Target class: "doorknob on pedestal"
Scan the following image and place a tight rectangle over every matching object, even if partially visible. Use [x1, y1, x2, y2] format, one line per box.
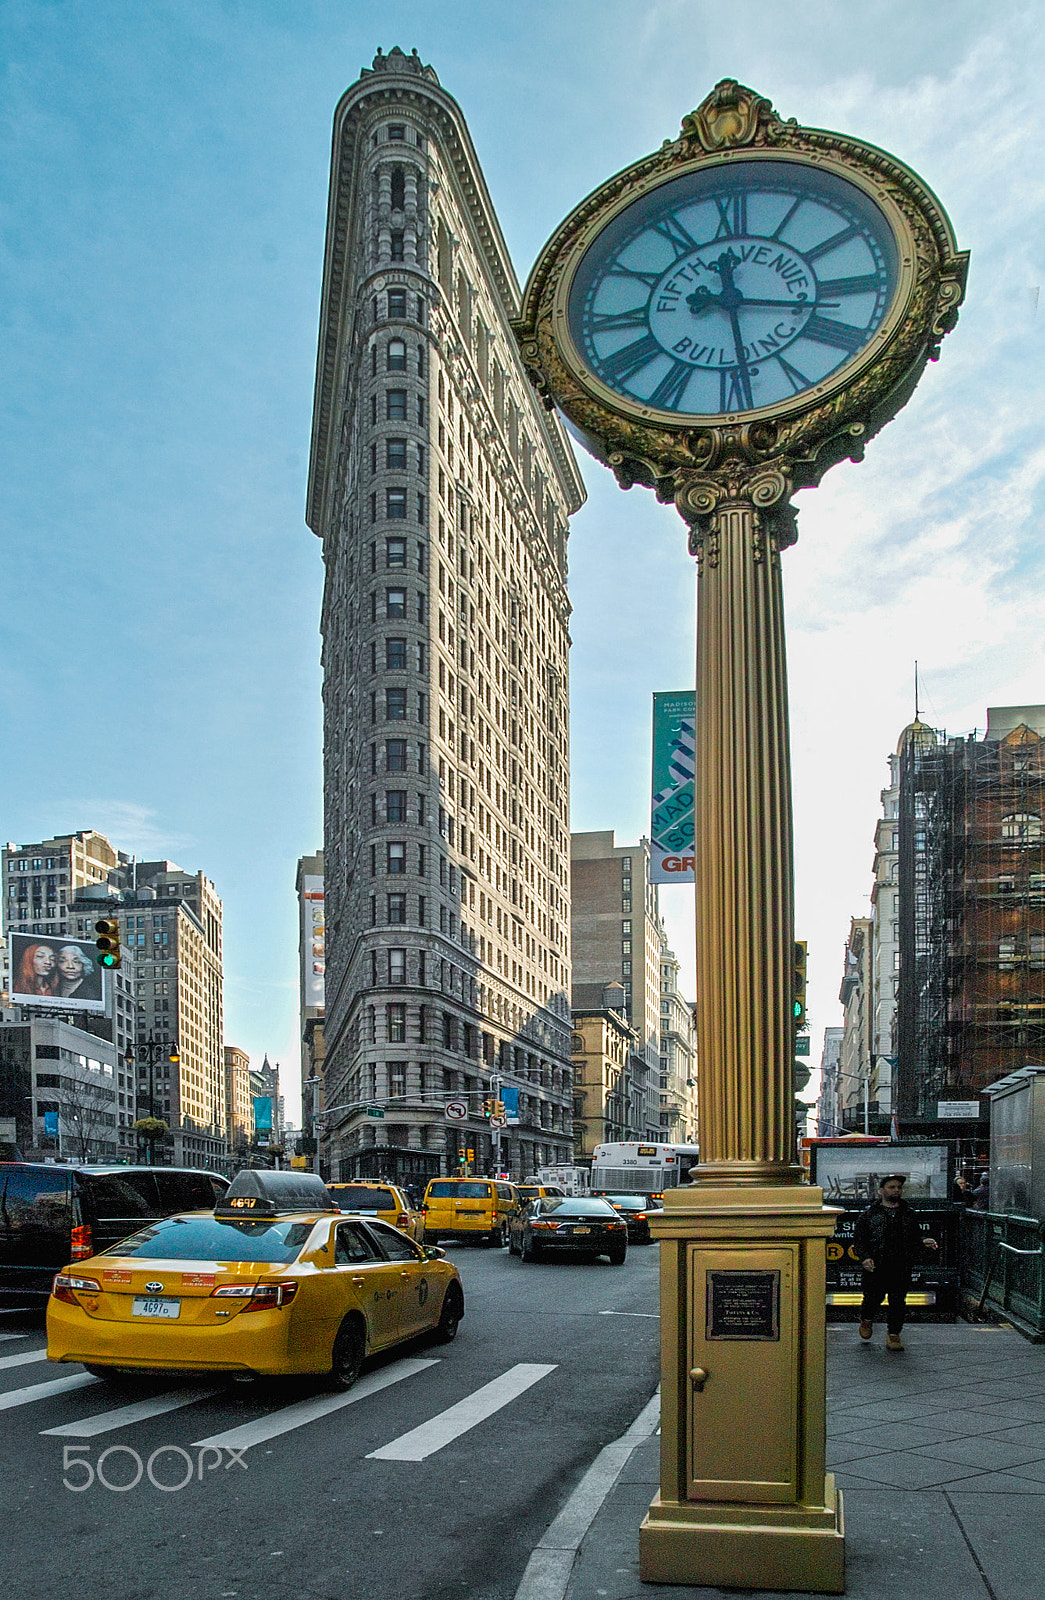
[690, 1367, 709, 1392]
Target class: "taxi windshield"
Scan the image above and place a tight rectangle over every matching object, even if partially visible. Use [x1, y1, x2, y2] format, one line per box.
[329, 1186, 395, 1209]
[103, 1215, 317, 1263]
[427, 1181, 491, 1199]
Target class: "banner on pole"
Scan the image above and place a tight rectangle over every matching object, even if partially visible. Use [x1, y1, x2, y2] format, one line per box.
[650, 691, 696, 884]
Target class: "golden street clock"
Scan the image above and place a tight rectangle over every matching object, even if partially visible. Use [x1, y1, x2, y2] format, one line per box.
[514, 80, 967, 501]
[569, 160, 897, 418]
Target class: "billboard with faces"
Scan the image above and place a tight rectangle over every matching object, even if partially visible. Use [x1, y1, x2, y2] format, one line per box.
[9, 931, 107, 1013]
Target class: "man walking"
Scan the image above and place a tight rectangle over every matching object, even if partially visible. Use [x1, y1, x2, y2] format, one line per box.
[854, 1173, 939, 1351]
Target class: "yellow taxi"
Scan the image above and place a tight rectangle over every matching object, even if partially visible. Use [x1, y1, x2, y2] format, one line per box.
[422, 1177, 518, 1247]
[46, 1170, 464, 1389]
[514, 1183, 566, 1204]
[326, 1181, 424, 1243]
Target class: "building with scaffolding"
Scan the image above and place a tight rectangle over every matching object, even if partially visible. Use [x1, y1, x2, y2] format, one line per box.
[896, 705, 1045, 1152]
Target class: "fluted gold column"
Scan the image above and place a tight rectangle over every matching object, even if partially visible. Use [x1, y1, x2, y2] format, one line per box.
[693, 499, 800, 1182]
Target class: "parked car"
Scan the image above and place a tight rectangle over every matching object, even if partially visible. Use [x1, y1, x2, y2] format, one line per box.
[0, 1163, 230, 1303]
[508, 1195, 628, 1264]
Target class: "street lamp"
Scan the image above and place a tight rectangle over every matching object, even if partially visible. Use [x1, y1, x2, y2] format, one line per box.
[126, 1034, 180, 1166]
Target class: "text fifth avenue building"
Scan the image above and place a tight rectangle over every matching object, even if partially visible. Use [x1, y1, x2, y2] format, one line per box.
[306, 49, 586, 1181]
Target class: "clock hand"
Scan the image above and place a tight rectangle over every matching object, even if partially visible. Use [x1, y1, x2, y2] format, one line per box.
[711, 251, 755, 406]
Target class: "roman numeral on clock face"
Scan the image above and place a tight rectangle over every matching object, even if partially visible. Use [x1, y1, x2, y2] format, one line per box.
[590, 308, 650, 332]
[598, 333, 662, 383]
[802, 313, 866, 353]
[719, 364, 753, 411]
[816, 273, 883, 298]
[651, 215, 698, 256]
[648, 360, 693, 410]
[776, 354, 811, 394]
[713, 193, 747, 238]
[804, 223, 861, 263]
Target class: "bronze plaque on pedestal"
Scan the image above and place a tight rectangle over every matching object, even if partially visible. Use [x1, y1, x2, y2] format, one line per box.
[707, 1269, 780, 1341]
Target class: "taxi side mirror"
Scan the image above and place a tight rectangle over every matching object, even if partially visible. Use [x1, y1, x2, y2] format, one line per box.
[423, 1245, 446, 1261]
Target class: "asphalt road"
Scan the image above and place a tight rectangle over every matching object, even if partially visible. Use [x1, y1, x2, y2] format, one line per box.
[0, 1241, 661, 1600]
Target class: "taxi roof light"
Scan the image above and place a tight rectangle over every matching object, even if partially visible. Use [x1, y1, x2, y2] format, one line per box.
[215, 1169, 338, 1219]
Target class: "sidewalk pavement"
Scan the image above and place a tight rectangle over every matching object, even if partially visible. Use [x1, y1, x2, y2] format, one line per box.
[562, 1320, 1045, 1600]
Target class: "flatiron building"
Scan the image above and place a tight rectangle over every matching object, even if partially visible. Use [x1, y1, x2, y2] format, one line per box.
[306, 48, 585, 1181]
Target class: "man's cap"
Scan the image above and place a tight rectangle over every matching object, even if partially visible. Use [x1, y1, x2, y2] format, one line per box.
[879, 1173, 907, 1186]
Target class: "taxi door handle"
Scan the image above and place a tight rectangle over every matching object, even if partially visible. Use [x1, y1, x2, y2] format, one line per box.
[352, 1276, 366, 1287]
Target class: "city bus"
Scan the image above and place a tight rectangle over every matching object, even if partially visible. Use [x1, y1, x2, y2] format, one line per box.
[590, 1142, 700, 1196]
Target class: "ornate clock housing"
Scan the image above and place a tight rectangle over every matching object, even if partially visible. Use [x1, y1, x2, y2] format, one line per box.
[514, 81, 968, 539]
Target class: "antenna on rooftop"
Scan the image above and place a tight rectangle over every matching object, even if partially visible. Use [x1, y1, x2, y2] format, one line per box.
[914, 660, 920, 721]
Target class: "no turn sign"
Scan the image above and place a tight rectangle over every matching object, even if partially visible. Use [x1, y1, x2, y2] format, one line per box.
[444, 1101, 468, 1120]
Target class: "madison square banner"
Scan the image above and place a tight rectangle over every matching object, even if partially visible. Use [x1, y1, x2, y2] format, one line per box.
[650, 691, 695, 884]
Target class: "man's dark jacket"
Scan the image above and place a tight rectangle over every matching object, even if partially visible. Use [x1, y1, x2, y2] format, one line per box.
[853, 1199, 925, 1272]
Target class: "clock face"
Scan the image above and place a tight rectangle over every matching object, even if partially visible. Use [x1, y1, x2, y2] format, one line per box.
[566, 159, 900, 417]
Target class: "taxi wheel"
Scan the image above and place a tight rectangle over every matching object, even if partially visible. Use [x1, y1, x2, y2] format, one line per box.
[330, 1317, 366, 1391]
[83, 1364, 137, 1386]
[432, 1283, 464, 1343]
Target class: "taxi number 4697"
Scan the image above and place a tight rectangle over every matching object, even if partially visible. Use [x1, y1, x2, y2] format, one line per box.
[133, 1297, 181, 1319]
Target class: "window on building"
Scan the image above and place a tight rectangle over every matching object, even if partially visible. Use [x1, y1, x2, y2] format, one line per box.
[387, 390, 408, 422]
[390, 232, 405, 261]
[386, 739, 407, 772]
[387, 893, 407, 924]
[386, 588, 407, 618]
[389, 949, 406, 985]
[386, 489, 407, 520]
[388, 287, 407, 317]
[386, 438, 407, 470]
[386, 790, 406, 823]
[390, 168, 405, 209]
[387, 339, 407, 371]
[388, 124, 405, 141]
[998, 936, 1017, 969]
[386, 688, 407, 720]
[1002, 813, 1043, 841]
[386, 637, 407, 670]
[387, 842, 407, 874]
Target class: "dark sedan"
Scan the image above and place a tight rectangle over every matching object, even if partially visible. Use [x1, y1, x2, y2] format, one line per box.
[508, 1196, 628, 1264]
[599, 1193, 662, 1244]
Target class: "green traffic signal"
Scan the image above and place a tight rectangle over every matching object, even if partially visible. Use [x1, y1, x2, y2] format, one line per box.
[94, 917, 122, 970]
[793, 940, 807, 1029]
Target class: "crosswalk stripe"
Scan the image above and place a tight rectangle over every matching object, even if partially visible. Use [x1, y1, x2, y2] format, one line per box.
[367, 1362, 557, 1461]
[191, 1357, 440, 1452]
[42, 1387, 222, 1438]
[0, 1349, 49, 1371]
[0, 1373, 99, 1411]
[0, 1333, 29, 1342]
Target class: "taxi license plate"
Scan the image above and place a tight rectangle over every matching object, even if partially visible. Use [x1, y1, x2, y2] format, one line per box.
[132, 1297, 181, 1319]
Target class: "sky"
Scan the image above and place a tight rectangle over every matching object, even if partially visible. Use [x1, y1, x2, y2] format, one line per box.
[3, 1, 1044, 1123]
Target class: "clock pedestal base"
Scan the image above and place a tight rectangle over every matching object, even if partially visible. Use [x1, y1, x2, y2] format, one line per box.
[639, 1183, 845, 1595]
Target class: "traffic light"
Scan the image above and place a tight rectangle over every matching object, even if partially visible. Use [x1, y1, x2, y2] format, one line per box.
[793, 940, 807, 1029]
[95, 917, 122, 970]
[482, 1097, 494, 1119]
